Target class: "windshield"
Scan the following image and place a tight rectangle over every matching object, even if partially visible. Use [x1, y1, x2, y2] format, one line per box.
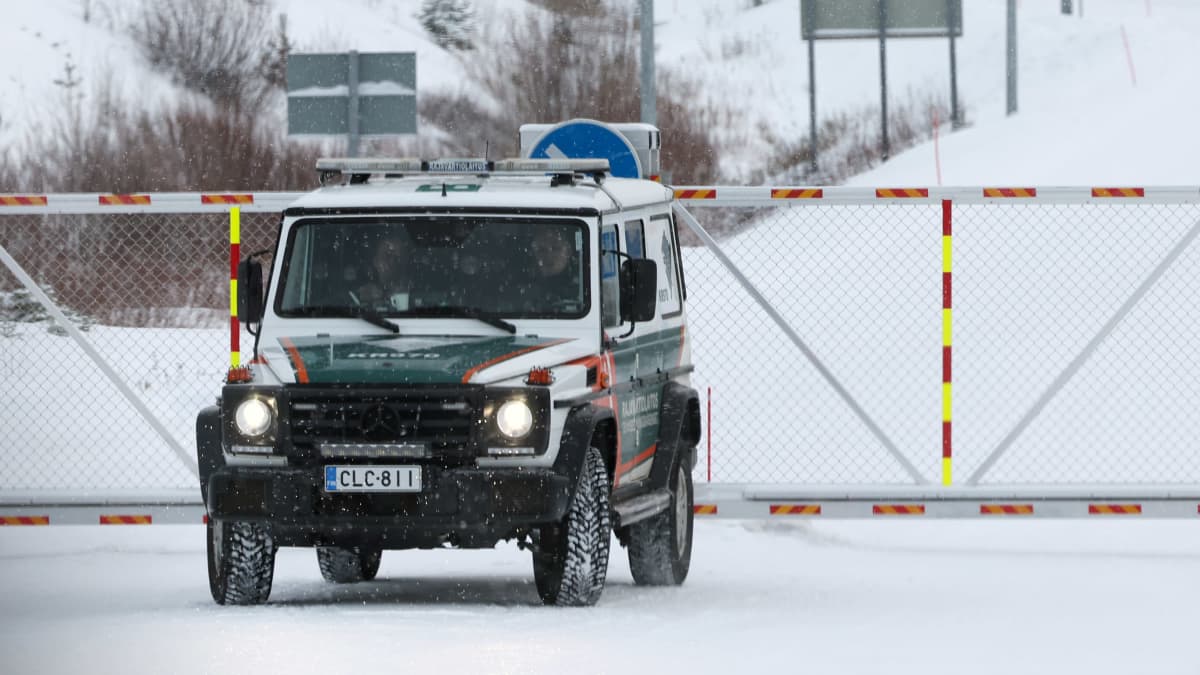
[276, 217, 590, 320]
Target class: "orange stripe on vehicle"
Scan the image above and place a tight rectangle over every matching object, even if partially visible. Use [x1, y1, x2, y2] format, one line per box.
[615, 444, 657, 479]
[770, 188, 823, 199]
[98, 194, 152, 205]
[693, 504, 718, 515]
[279, 337, 310, 384]
[0, 195, 48, 206]
[875, 188, 929, 199]
[1088, 504, 1142, 515]
[980, 504, 1034, 515]
[100, 515, 152, 525]
[673, 189, 716, 199]
[983, 187, 1037, 198]
[460, 338, 573, 384]
[872, 504, 925, 515]
[1091, 187, 1145, 198]
[202, 194, 254, 204]
[769, 504, 821, 515]
[0, 515, 50, 525]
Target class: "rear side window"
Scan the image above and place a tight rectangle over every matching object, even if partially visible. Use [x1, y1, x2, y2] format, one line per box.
[646, 215, 682, 317]
[600, 223, 621, 328]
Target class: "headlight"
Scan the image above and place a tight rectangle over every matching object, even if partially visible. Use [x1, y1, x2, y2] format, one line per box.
[495, 399, 533, 439]
[234, 398, 273, 437]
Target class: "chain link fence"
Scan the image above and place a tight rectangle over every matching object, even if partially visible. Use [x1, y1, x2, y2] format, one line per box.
[2, 190, 1199, 502]
[0, 206, 280, 494]
[681, 190, 1200, 486]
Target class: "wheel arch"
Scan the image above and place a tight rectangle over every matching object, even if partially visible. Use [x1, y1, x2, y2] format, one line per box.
[648, 382, 701, 490]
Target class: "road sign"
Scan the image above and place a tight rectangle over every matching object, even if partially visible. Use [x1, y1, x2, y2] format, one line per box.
[287, 51, 416, 155]
[802, 0, 962, 40]
[526, 119, 644, 179]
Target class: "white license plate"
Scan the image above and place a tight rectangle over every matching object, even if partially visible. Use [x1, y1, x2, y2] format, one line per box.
[324, 465, 421, 493]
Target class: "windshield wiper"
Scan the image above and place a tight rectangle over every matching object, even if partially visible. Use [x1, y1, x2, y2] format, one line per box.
[398, 306, 517, 334]
[288, 305, 400, 333]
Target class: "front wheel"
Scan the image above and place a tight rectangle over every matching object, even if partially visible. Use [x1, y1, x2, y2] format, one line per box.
[532, 446, 612, 606]
[317, 546, 382, 583]
[207, 519, 276, 605]
[627, 456, 693, 586]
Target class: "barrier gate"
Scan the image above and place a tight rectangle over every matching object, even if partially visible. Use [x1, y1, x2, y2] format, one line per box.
[2, 186, 1199, 524]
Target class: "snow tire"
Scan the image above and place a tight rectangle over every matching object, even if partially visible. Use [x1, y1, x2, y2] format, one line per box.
[627, 455, 693, 586]
[317, 546, 383, 583]
[533, 446, 611, 606]
[207, 519, 276, 605]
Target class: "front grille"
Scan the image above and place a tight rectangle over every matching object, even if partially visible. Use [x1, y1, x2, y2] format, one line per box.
[286, 388, 480, 456]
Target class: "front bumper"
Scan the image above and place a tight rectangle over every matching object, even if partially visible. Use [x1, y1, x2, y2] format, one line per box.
[207, 464, 572, 549]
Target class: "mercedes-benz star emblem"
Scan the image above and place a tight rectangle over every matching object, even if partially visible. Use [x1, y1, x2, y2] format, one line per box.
[360, 404, 401, 441]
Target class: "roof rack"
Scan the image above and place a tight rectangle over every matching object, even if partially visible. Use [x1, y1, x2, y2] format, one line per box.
[315, 157, 611, 186]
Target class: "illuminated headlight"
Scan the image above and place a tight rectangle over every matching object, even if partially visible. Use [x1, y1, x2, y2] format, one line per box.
[495, 399, 533, 439]
[234, 398, 273, 437]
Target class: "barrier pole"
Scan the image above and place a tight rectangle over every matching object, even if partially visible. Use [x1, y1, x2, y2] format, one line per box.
[230, 207, 240, 368]
[942, 199, 953, 486]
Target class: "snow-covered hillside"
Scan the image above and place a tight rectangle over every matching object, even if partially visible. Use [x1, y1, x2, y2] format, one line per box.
[3, 0, 1198, 184]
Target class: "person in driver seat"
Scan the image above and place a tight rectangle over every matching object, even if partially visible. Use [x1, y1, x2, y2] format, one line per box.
[357, 230, 412, 311]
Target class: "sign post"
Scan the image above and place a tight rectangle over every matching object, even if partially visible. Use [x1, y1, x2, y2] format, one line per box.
[287, 51, 417, 156]
[801, 0, 963, 169]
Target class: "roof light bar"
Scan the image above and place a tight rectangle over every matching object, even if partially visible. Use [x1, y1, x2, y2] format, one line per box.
[316, 157, 424, 174]
[492, 158, 610, 173]
[314, 157, 613, 179]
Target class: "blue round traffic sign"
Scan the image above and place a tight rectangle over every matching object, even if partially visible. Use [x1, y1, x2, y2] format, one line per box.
[527, 119, 643, 179]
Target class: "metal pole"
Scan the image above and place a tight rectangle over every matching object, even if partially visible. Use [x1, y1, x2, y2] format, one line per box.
[949, 0, 960, 128]
[0, 244, 199, 479]
[672, 203, 926, 485]
[640, 0, 657, 127]
[967, 217, 1200, 485]
[807, 36, 818, 174]
[348, 49, 360, 157]
[1006, 0, 1017, 115]
[879, 0, 889, 160]
[802, 0, 818, 174]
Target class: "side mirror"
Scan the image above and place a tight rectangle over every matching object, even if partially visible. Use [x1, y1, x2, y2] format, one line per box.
[237, 258, 265, 324]
[619, 258, 657, 324]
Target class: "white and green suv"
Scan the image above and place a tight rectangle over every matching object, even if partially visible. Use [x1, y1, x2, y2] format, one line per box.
[196, 157, 700, 606]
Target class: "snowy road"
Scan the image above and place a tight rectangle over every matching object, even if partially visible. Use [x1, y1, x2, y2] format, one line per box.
[2, 519, 1198, 674]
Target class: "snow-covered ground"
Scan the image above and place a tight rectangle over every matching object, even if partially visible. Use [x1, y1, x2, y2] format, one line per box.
[3, 519, 1200, 674]
[3, 2, 1200, 671]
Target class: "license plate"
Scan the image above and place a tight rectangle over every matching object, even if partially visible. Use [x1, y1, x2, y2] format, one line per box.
[324, 465, 421, 493]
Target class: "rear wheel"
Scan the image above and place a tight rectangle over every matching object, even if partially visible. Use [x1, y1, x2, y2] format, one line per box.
[628, 456, 693, 586]
[207, 519, 276, 605]
[533, 446, 612, 606]
[317, 546, 383, 583]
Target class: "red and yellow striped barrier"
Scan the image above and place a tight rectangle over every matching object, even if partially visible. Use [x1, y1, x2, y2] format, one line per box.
[770, 188, 823, 199]
[0, 195, 48, 206]
[769, 504, 821, 516]
[873, 504, 925, 515]
[98, 194, 151, 206]
[983, 187, 1037, 198]
[980, 504, 1034, 515]
[1091, 187, 1145, 198]
[99, 514, 153, 525]
[0, 515, 50, 525]
[674, 189, 717, 200]
[875, 188, 929, 199]
[1088, 504, 1142, 515]
[693, 504, 718, 515]
[203, 193, 255, 205]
